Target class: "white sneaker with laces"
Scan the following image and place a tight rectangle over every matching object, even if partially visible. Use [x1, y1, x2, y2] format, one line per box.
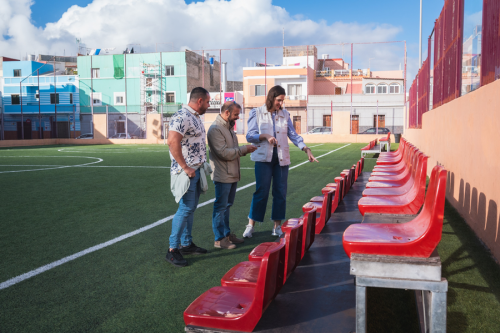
[272, 225, 283, 237]
[243, 225, 254, 238]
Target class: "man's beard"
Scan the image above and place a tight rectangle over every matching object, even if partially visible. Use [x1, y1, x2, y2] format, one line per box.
[229, 120, 236, 127]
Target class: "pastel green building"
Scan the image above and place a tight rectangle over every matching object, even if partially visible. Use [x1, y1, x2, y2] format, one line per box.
[77, 51, 220, 137]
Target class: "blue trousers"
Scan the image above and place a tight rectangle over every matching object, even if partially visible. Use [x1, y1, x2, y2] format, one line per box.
[212, 181, 237, 241]
[169, 169, 201, 249]
[248, 147, 289, 222]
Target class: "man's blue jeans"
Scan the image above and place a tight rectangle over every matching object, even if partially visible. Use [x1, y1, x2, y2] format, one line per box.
[169, 169, 201, 249]
[248, 147, 289, 222]
[212, 181, 237, 241]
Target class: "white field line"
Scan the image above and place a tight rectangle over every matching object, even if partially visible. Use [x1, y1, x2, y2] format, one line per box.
[0, 156, 103, 174]
[309, 144, 324, 148]
[0, 165, 171, 169]
[0, 143, 350, 290]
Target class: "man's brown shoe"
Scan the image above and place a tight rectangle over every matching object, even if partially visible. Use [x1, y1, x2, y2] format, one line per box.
[214, 236, 236, 249]
[228, 233, 244, 244]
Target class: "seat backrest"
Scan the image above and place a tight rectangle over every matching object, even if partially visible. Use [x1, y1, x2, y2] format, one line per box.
[334, 177, 344, 202]
[301, 203, 317, 251]
[402, 152, 428, 205]
[399, 166, 447, 256]
[284, 223, 301, 283]
[256, 238, 286, 311]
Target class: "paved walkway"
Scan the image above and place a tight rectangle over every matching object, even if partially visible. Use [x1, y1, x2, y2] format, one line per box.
[254, 172, 370, 333]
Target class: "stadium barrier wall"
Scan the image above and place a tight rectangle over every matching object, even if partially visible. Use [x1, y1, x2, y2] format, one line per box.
[404, 78, 500, 263]
[0, 114, 163, 147]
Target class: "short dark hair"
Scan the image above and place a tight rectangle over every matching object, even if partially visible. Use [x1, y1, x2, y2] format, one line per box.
[265, 85, 286, 111]
[221, 101, 241, 114]
[190, 87, 209, 102]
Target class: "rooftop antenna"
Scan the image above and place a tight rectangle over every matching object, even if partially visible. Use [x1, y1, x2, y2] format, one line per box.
[283, 27, 285, 48]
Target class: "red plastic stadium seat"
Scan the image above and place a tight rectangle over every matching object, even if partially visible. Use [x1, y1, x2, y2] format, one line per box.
[343, 165, 447, 258]
[379, 137, 405, 158]
[221, 238, 286, 291]
[370, 146, 416, 176]
[308, 187, 334, 234]
[368, 149, 418, 185]
[249, 223, 302, 284]
[301, 203, 317, 251]
[310, 182, 339, 217]
[363, 153, 427, 197]
[379, 132, 390, 142]
[358, 153, 427, 216]
[184, 240, 286, 332]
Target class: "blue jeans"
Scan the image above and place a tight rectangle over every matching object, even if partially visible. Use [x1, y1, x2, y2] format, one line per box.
[212, 181, 237, 241]
[169, 169, 201, 249]
[249, 147, 289, 222]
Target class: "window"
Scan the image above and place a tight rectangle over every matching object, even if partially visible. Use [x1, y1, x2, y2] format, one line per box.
[165, 66, 174, 76]
[335, 87, 342, 95]
[14, 69, 22, 77]
[35, 90, 39, 100]
[389, 83, 400, 94]
[365, 84, 375, 94]
[91, 68, 100, 78]
[69, 93, 73, 104]
[114, 92, 125, 105]
[165, 92, 175, 103]
[92, 92, 102, 106]
[11, 94, 20, 105]
[287, 84, 302, 96]
[250, 85, 266, 96]
[50, 93, 60, 104]
[377, 84, 388, 94]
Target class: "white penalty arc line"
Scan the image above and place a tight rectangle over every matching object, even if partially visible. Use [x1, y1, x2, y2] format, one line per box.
[0, 144, 350, 290]
[0, 156, 103, 174]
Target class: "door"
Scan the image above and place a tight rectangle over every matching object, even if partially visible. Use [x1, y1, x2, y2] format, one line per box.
[373, 115, 385, 131]
[17, 121, 32, 139]
[57, 122, 70, 138]
[117, 121, 125, 133]
[293, 116, 301, 134]
[323, 115, 331, 127]
[351, 115, 359, 134]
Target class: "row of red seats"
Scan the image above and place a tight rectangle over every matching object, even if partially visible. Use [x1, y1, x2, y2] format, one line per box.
[343, 137, 448, 258]
[360, 138, 378, 151]
[184, 157, 366, 332]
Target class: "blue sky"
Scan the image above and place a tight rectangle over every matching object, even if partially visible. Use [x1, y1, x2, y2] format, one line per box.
[3, 0, 483, 83]
[28, 0, 482, 59]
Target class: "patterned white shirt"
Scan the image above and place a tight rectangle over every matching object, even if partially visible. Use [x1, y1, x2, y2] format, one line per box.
[169, 105, 207, 175]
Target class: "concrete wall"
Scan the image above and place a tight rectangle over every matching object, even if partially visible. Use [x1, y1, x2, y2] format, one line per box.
[404, 79, 500, 262]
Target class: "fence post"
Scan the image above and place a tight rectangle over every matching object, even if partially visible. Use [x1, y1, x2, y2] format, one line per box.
[106, 105, 109, 139]
[73, 105, 76, 139]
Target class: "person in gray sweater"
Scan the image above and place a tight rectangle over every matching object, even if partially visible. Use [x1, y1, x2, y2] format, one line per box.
[207, 101, 257, 249]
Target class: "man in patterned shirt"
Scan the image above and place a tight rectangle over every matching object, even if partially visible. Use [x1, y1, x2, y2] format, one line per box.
[166, 87, 210, 267]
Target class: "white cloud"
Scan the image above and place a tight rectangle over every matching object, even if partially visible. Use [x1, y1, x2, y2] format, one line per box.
[0, 0, 405, 80]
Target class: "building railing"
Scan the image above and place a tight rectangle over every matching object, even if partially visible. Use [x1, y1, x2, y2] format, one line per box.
[286, 95, 307, 101]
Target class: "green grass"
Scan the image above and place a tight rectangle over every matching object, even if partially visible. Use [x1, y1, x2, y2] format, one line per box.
[1, 143, 499, 333]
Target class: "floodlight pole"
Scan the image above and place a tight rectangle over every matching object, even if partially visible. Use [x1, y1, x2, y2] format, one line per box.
[54, 57, 58, 138]
[419, 0, 423, 68]
[20, 81, 24, 139]
[38, 69, 42, 139]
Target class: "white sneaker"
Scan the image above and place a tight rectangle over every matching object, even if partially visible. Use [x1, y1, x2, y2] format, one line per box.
[243, 225, 254, 238]
[272, 225, 283, 237]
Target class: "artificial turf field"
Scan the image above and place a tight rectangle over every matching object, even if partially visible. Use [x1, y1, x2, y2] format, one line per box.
[1, 143, 500, 333]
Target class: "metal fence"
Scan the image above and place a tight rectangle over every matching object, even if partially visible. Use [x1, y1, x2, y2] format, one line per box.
[408, 0, 497, 129]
